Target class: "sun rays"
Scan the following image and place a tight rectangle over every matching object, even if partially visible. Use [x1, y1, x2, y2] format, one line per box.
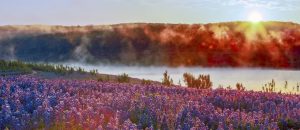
[235, 11, 267, 43]
[248, 11, 263, 23]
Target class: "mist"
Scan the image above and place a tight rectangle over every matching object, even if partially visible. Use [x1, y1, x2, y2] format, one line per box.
[54, 61, 300, 93]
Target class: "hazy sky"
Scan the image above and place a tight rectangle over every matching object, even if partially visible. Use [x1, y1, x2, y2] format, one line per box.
[1, 0, 300, 25]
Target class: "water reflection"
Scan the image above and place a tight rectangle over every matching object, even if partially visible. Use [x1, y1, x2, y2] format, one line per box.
[62, 63, 300, 94]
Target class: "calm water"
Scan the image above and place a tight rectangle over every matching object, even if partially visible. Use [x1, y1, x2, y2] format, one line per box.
[63, 63, 300, 94]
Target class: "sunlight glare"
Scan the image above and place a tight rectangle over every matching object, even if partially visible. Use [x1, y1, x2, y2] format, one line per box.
[248, 11, 263, 23]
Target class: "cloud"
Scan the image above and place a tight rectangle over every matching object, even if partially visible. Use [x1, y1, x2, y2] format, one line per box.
[134, 0, 299, 11]
[135, 0, 209, 7]
[221, 0, 300, 11]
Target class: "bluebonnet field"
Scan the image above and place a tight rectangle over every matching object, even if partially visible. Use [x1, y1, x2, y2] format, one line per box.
[0, 76, 299, 130]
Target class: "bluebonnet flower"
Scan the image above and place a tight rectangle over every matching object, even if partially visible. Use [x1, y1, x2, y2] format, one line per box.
[0, 75, 299, 129]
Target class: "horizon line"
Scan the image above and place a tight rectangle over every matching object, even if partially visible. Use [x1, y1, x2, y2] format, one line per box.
[0, 20, 299, 27]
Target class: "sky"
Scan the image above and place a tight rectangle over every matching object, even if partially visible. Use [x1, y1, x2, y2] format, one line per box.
[0, 0, 300, 25]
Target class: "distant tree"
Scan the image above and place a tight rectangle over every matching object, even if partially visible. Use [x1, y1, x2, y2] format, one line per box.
[77, 67, 85, 73]
[0, 60, 94, 76]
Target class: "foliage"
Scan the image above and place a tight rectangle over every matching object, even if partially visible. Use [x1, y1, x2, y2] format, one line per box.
[183, 73, 212, 89]
[97, 75, 110, 82]
[0, 60, 32, 74]
[89, 69, 98, 76]
[162, 71, 173, 86]
[117, 73, 130, 83]
[0, 60, 94, 75]
[129, 107, 158, 129]
[2, 22, 300, 68]
[1, 75, 299, 129]
[97, 77, 104, 82]
[262, 79, 276, 92]
[236, 83, 245, 91]
[141, 79, 152, 85]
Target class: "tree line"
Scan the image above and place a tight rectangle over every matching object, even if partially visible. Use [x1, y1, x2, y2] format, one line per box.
[0, 60, 98, 75]
[1, 22, 300, 69]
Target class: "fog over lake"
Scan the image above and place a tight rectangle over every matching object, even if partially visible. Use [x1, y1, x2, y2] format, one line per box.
[62, 63, 300, 93]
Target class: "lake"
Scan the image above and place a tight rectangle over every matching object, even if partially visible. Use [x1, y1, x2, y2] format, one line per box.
[62, 63, 300, 94]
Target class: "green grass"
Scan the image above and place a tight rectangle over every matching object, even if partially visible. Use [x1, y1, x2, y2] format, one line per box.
[0, 60, 96, 75]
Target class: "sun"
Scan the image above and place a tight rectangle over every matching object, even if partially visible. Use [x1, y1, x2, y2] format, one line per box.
[248, 11, 263, 23]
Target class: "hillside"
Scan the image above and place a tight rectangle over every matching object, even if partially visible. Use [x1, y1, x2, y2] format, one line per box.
[0, 22, 300, 68]
[0, 60, 153, 84]
[1, 75, 299, 129]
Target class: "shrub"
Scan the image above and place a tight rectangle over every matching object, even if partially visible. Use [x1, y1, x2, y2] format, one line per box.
[97, 75, 110, 82]
[89, 69, 98, 76]
[141, 79, 152, 85]
[129, 107, 158, 129]
[162, 71, 173, 86]
[0, 60, 92, 75]
[262, 79, 276, 92]
[97, 77, 104, 82]
[0, 60, 32, 75]
[183, 73, 212, 89]
[117, 73, 130, 83]
[236, 83, 245, 91]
